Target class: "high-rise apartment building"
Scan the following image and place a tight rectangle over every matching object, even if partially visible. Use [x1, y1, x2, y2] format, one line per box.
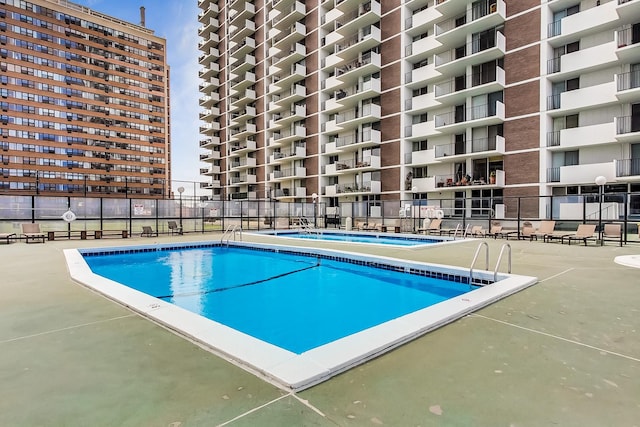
[198, 0, 640, 217]
[0, 0, 170, 198]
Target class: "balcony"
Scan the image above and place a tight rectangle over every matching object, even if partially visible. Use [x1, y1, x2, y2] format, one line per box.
[269, 166, 307, 181]
[428, 169, 506, 192]
[547, 42, 617, 79]
[406, 149, 436, 166]
[198, 93, 219, 107]
[334, 52, 382, 82]
[199, 150, 220, 162]
[615, 70, 640, 103]
[230, 72, 256, 95]
[547, 122, 616, 149]
[331, 27, 382, 66]
[435, 0, 506, 48]
[617, 28, 640, 63]
[270, 42, 306, 74]
[274, 187, 307, 199]
[332, 78, 382, 109]
[199, 107, 220, 121]
[230, 54, 256, 75]
[199, 76, 220, 94]
[228, 138, 257, 154]
[198, 17, 219, 38]
[335, 104, 382, 129]
[229, 37, 256, 60]
[547, 0, 617, 44]
[271, 105, 307, 128]
[406, 62, 440, 87]
[230, 191, 258, 200]
[334, 0, 381, 36]
[198, 32, 219, 51]
[432, 135, 505, 161]
[271, 63, 306, 91]
[272, 21, 306, 51]
[199, 122, 220, 135]
[434, 101, 505, 132]
[198, 62, 219, 79]
[547, 162, 616, 185]
[274, 84, 306, 107]
[199, 137, 220, 149]
[335, 128, 381, 151]
[229, 156, 257, 171]
[198, 1, 218, 21]
[435, 32, 506, 76]
[324, 180, 381, 196]
[331, 155, 381, 175]
[405, 4, 441, 34]
[615, 158, 640, 179]
[229, 2, 255, 29]
[270, 125, 307, 146]
[547, 82, 617, 116]
[269, 145, 307, 164]
[198, 47, 219, 65]
[272, 0, 305, 31]
[435, 66, 505, 105]
[615, 115, 640, 142]
[229, 19, 256, 43]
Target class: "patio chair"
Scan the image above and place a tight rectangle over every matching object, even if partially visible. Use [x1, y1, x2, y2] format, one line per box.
[21, 223, 46, 243]
[417, 218, 442, 235]
[168, 221, 182, 235]
[602, 223, 623, 247]
[362, 222, 380, 232]
[0, 232, 17, 244]
[561, 224, 597, 246]
[141, 226, 157, 237]
[518, 222, 536, 241]
[470, 225, 486, 237]
[532, 220, 556, 242]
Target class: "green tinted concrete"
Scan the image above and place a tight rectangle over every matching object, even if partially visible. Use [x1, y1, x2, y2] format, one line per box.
[1, 234, 639, 426]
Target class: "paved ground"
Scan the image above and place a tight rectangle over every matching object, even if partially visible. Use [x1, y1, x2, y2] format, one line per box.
[1, 232, 639, 426]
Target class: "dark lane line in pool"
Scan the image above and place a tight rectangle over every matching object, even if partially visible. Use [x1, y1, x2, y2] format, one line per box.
[154, 259, 321, 300]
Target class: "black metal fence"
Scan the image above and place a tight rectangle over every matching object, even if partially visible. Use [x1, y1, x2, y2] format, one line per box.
[1, 192, 639, 243]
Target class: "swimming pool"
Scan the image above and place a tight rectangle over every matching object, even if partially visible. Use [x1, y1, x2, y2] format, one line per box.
[65, 241, 537, 391]
[255, 230, 455, 247]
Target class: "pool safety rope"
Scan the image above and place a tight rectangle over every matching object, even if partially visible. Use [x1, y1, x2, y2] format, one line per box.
[155, 258, 321, 300]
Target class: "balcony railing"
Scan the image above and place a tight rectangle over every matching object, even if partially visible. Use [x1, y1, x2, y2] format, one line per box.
[471, 136, 497, 152]
[434, 103, 501, 127]
[616, 115, 640, 134]
[616, 158, 640, 177]
[547, 131, 560, 147]
[547, 167, 560, 182]
[617, 70, 640, 91]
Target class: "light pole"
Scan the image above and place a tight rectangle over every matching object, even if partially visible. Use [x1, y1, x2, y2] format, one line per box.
[312, 192, 318, 227]
[595, 176, 607, 246]
[177, 186, 185, 234]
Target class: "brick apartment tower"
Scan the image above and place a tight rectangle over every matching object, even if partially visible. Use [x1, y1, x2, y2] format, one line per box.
[0, 0, 170, 198]
[198, 0, 640, 219]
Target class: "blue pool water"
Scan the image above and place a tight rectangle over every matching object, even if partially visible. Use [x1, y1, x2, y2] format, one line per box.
[84, 246, 472, 354]
[266, 231, 441, 246]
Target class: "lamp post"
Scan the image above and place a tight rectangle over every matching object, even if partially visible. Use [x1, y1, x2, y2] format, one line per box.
[312, 192, 318, 227]
[595, 176, 607, 246]
[177, 186, 185, 234]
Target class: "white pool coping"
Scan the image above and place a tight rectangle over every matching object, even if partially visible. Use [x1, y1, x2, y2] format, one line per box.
[64, 241, 537, 391]
[248, 229, 467, 249]
[614, 254, 640, 269]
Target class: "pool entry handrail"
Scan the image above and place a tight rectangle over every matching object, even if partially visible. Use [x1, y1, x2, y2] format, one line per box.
[469, 241, 489, 285]
[221, 224, 242, 244]
[494, 243, 512, 282]
[469, 242, 512, 285]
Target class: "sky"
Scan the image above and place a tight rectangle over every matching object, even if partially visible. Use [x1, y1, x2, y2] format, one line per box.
[74, 0, 203, 191]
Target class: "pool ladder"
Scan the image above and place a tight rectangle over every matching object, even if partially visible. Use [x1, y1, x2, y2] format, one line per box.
[221, 224, 242, 244]
[469, 242, 511, 286]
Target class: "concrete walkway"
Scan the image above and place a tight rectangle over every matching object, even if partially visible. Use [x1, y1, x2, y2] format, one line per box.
[1, 233, 639, 426]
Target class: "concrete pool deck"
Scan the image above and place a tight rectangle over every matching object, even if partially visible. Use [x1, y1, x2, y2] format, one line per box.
[1, 233, 639, 426]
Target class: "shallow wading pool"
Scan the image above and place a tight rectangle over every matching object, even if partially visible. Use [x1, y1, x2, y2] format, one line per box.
[64, 241, 537, 390]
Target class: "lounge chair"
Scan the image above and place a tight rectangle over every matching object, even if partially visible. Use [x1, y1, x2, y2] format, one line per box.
[532, 220, 556, 242]
[417, 218, 442, 235]
[560, 224, 597, 246]
[0, 232, 16, 244]
[21, 223, 46, 243]
[362, 222, 380, 232]
[141, 226, 157, 237]
[168, 221, 182, 235]
[602, 223, 623, 246]
[518, 222, 536, 241]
